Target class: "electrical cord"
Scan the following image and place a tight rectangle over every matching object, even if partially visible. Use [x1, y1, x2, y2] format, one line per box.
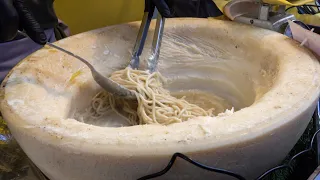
[138, 111, 320, 180]
[316, 0, 320, 11]
[286, 5, 320, 14]
[137, 152, 247, 180]
[256, 128, 319, 179]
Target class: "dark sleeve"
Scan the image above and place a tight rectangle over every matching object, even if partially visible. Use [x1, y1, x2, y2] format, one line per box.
[168, 0, 223, 18]
[0, 0, 19, 42]
[24, 0, 58, 29]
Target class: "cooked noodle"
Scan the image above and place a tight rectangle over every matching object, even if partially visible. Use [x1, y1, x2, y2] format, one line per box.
[79, 67, 219, 125]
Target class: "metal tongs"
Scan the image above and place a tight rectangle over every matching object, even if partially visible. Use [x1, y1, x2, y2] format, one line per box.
[46, 7, 165, 100]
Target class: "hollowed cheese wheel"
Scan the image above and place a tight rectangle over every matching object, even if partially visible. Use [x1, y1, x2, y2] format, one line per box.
[1, 18, 319, 180]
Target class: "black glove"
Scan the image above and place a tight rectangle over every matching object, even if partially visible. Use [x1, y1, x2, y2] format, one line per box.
[0, 0, 47, 45]
[145, 0, 172, 18]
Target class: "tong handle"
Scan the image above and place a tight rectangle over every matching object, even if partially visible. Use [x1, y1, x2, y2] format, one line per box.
[129, 9, 154, 69]
[129, 2, 166, 72]
[148, 14, 165, 73]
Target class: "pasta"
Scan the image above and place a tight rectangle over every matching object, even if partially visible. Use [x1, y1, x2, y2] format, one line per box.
[79, 67, 216, 126]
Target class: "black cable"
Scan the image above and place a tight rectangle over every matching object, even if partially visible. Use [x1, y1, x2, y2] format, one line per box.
[308, 5, 317, 14]
[316, 0, 320, 11]
[285, 5, 320, 14]
[297, 6, 307, 14]
[137, 152, 246, 180]
[256, 165, 292, 179]
[256, 128, 320, 179]
[138, 126, 320, 180]
[302, 5, 313, 14]
[307, 5, 316, 14]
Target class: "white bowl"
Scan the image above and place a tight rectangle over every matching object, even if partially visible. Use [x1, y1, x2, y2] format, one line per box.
[1, 18, 320, 180]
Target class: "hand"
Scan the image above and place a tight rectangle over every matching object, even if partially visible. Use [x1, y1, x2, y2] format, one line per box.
[0, 0, 47, 45]
[145, 0, 172, 18]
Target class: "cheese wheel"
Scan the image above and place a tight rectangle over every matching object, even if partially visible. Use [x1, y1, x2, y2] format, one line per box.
[1, 18, 319, 180]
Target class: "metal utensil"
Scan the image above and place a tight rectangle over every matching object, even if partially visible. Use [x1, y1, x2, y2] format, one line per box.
[45, 42, 138, 99]
[47, 10, 165, 99]
[224, 0, 295, 33]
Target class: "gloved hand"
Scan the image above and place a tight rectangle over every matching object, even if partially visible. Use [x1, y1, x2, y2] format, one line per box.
[0, 0, 47, 45]
[145, 0, 172, 18]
